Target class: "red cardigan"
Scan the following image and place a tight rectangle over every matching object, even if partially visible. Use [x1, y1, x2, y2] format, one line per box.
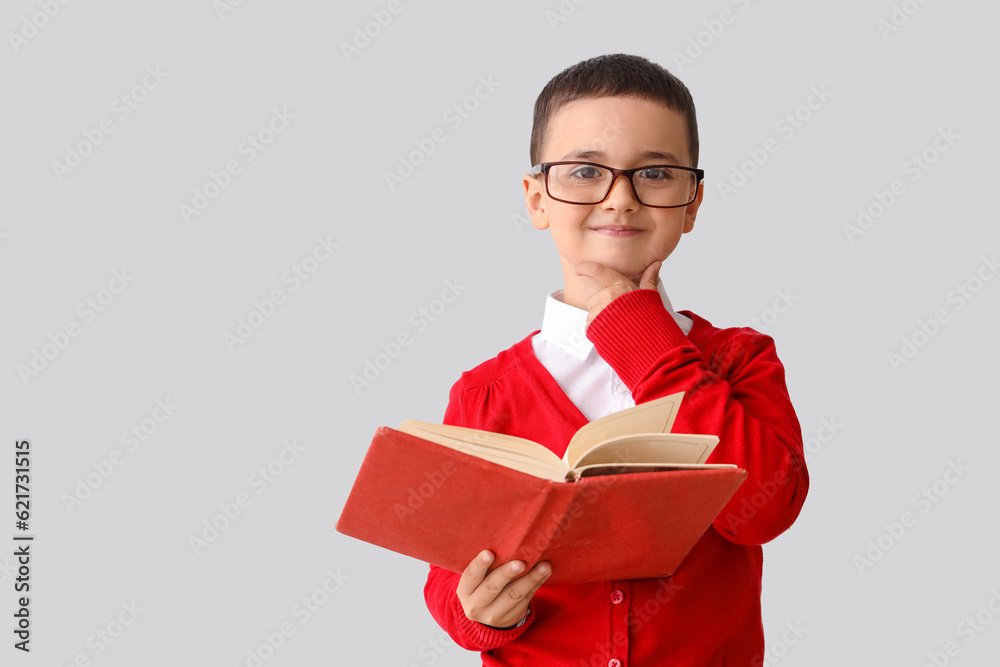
[424, 289, 809, 666]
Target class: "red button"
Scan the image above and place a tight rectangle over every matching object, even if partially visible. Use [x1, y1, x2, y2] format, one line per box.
[608, 660, 622, 667]
[610, 589, 624, 604]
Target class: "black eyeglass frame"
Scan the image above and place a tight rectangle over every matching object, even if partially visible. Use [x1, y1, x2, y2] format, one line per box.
[530, 161, 705, 209]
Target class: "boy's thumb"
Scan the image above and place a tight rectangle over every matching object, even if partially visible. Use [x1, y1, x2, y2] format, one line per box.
[641, 261, 661, 289]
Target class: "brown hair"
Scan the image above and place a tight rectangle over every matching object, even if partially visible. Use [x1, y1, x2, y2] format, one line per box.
[529, 54, 699, 168]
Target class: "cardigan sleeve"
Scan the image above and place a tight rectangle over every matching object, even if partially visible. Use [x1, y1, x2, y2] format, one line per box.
[422, 378, 536, 651]
[586, 289, 809, 546]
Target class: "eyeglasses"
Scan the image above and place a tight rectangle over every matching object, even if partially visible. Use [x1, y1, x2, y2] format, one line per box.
[530, 161, 705, 208]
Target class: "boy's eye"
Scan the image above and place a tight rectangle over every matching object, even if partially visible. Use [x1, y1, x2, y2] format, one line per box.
[567, 165, 604, 180]
[636, 167, 674, 182]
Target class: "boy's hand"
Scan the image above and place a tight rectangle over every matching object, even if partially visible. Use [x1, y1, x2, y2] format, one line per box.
[573, 260, 661, 326]
[456, 550, 551, 629]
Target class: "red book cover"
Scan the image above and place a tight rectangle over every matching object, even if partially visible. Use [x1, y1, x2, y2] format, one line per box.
[336, 427, 746, 584]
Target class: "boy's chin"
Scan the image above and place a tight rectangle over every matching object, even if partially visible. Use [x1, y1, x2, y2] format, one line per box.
[597, 262, 651, 284]
[567, 254, 662, 285]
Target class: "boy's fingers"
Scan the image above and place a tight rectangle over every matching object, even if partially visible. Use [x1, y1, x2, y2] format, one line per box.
[462, 558, 526, 609]
[639, 261, 661, 290]
[514, 562, 551, 601]
[457, 550, 494, 600]
[479, 560, 527, 599]
[576, 260, 660, 291]
[481, 561, 551, 619]
[575, 259, 661, 328]
[460, 559, 553, 626]
[491, 561, 551, 603]
[574, 261, 630, 289]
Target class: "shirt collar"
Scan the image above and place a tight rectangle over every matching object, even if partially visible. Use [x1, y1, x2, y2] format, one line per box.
[537, 282, 693, 360]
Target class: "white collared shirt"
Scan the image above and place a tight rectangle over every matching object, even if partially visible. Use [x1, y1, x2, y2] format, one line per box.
[530, 283, 693, 422]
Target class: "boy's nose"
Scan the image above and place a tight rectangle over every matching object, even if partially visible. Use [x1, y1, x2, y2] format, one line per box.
[603, 174, 640, 209]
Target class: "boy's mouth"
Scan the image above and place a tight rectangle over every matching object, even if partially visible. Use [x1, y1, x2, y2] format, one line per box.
[591, 225, 642, 237]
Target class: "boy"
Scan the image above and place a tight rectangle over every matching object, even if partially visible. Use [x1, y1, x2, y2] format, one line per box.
[423, 54, 808, 666]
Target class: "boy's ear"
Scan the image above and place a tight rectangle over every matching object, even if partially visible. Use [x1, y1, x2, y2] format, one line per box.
[523, 173, 549, 230]
[682, 180, 704, 233]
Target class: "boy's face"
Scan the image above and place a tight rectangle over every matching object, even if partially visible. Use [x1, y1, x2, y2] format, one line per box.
[524, 96, 702, 285]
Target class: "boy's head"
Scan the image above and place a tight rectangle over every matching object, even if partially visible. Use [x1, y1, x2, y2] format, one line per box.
[529, 53, 699, 169]
[523, 54, 704, 295]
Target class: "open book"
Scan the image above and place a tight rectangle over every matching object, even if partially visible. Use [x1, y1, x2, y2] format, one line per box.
[336, 391, 746, 583]
[397, 392, 735, 481]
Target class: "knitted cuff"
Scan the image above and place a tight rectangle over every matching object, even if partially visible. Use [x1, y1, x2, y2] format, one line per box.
[456, 596, 534, 650]
[586, 289, 689, 390]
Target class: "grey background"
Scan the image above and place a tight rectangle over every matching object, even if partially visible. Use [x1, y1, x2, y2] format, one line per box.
[2, 0, 998, 665]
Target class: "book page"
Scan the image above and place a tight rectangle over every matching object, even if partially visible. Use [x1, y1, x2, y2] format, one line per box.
[563, 392, 684, 468]
[396, 420, 567, 481]
[572, 433, 720, 470]
[567, 461, 738, 481]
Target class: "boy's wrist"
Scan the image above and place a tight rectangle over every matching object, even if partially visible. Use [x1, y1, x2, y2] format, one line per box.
[482, 607, 531, 631]
[455, 595, 533, 650]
